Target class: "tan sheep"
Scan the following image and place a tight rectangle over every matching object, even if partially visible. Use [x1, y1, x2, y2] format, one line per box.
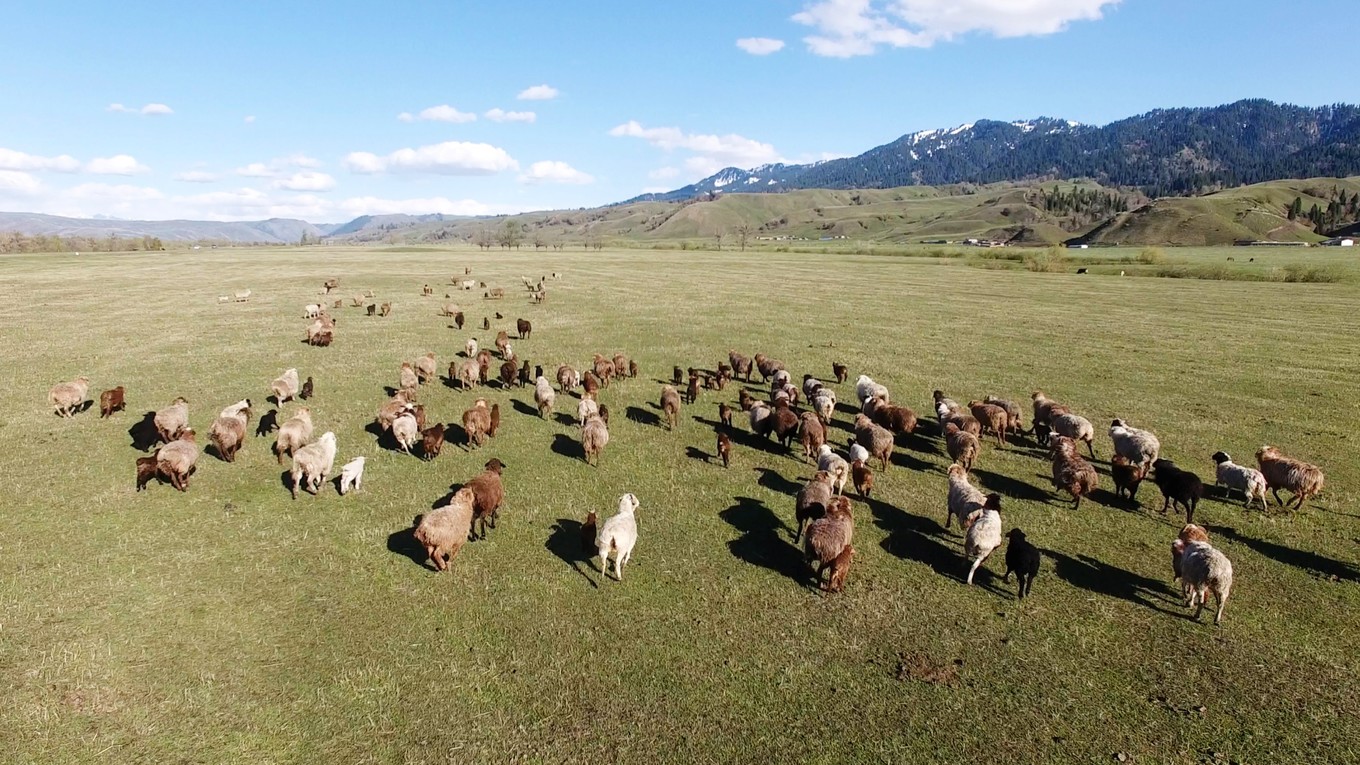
[154, 397, 190, 444]
[853, 414, 894, 470]
[1051, 435, 1099, 509]
[157, 429, 199, 491]
[581, 413, 610, 466]
[414, 352, 437, 384]
[534, 376, 556, 419]
[208, 399, 252, 463]
[1256, 445, 1325, 510]
[968, 400, 1010, 448]
[462, 398, 492, 448]
[660, 385, 681, 431]
[398, 362, 418, 397]
[414, 488, 476, 571]
[48, 376, 91, 418]
[290, 431, 337, 499]
[271, 368, 300, 405]
[945, 422, 980, 472]
[274, 407, 314, 464]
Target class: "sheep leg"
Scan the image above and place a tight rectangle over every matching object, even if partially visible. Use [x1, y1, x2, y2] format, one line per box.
[1271, 487, 1283, 507]
[1192, 587, 1206, 621]
[1072, 493, 1082, 510]
[1085, 440, 1095, 460]
[966, 553, 986, 585]
[1214, 588, 1228, 625]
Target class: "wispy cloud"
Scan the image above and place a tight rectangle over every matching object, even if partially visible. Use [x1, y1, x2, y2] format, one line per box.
[86, 154, 150, 175]
[272, 171, 337, 192]
[234, 154, 322, 178]
[484, 108, 536, 123]
[609, 120, 782, 178]
[0, 148, 81, 173]
[517, 84, 559, 101]
[244, 115, 256, 124]
[397, 104, 478, 124]
[736, 37, 786, 55]
[519, 161, 593, 185]
[0, 170, 43, 196]
[343, 141, 518, 175]
[107, 102, 174, 115]
[173, 171, 219, 183]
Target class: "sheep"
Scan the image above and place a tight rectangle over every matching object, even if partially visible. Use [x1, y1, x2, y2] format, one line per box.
[581, 414, 610, 466]
[945, 463, 988, 530]
[414, 488, 476, 571]
[853, 414, 894, 470]
[1030, 391, 1070, 430]
[323, 277, 339, 293]
[728, 350, 753, 381]
[465, 458, 506, 539]
[799, 411, 826, 461]
[738, 388, 756, 412]
[1151, 459, 1204, 524]
[660, 385, 681, 431]
[465, 338, 479, 358]
[984, 395, 1025, 438]
[274, 407, 314, 463]
[379, 302, 391, 317]
[303, 303, 322, 319]
[718, 403, 733, 428]
[1177, 541, 1234, 625]
[352, 294, 365, 307]
[392, 412, 420, 454]
[802, 375, 823, 399]
[398, 362, 419, 396]
[613, 353, 631, 379]
[968, 401, 1010, 448]
[577, 395, 600, 426]
[848, 439, 869, 467]
[498, 360, 518, 388]
[339, 456, 365, 495]
[581, 511, 598, 555]
[771, 400, 800, 449]
[1255, 445, 1325, 510]
[805, 495, 854, 589]
[832, 362, 848, 384]
[453, 311, 465, 330]
[964, 493, 1003, 585]
[771, 369, 791, 389]
[300, 376, 314, 400]
[794, 471, 834, 544]
[535, 376, 556, 419]
[517, 318, 532, 339]
[597, 493, 640, 580]
[825, 545, 855, 593]
[157, 429, 200, 492]
[414, 352, 437, 384]
[938, 405, 981, 438]
[1211, 451, 1268, 510]
[154, 397, 190, 444]
[1171, 523, 1211, 581]
[462, 399, 492, 448]
[673, 366, 684, 385]
[628, 360, 639, 379]
[256, 409, 279, 437]
[99, 386, 125, 418]
[421, 424, 446, 460]
[495, 330, 510, 357]
[856, 375, 889, 404]
[422, 283, 433, 296]
[1050, 435, 1099, 509]
[1032, 421, 1052, 448]
[716, 430, 731, 468]
[208, 399, 252, 463]
[556, 364, 579, 393]
[852, 459, 874, 499]
[1111, 454, 1147, 502]
[489, 403, 501, 437]
[686, 376, 701, 405]
[748, 401, 773, 439]
[519, 360, 532, 387]
[944, 422, 980, 472]
[376, 392, 412, 431]
[932, 389, 959, 415]
[1004, 528, 1040, 599]
[271, 368, 300, 405]
[135, 454, 160, 491]
[816, 444, 850, 495]
[812, 389, 836, 425]
[1049, 413, 1096, 458]
[582, 371, 602, 397]
[868, 399, 918, 436]
[592, 353, 616, 387]
[753, 353, 785, 382]
[1109, 419, 1160, 471]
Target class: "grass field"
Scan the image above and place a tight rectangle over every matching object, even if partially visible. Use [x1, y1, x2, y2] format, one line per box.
[3, 245, 1358, 764]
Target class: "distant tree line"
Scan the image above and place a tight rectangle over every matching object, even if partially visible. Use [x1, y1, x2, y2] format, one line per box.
[1288, 186, 1360, 233]
[0, 231, 166, 253]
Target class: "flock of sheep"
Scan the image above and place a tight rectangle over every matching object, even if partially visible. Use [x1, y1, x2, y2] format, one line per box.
[45, 269, 1329, 626]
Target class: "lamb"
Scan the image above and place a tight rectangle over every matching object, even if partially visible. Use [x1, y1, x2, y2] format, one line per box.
[577, 395, 599, 426]
[270, 368, 301, 405]
[519, 360, 532, 387]
[135, 454, 160, 491]
[465, 458, 506, 539]
[597, 493, 640, 581]
[826, 545, 855, 593]
[1030, 391, 1070, 430]
[1151, 459, 1204, 524]
[794, 471, 834, 544]
[1003, 528, 1041, 599]
[673, 366, 684, 385]
[556, 364, 580, 393]
[99, 385, 126, 418]
[718, 403, 733, 428]
[728, 350, 753, 381]
[968, 400, 1011, 448]
[832, 362, 848, 384]
[945, 463, 988, 530]
[1111, 454, 1147, 502]
[716, 430, 731, 468]
[465, 338, 479, 358]
[300, 376, 314, 400]
[1211, 451, 1268, 510]
[852, 459, 874, 499]
[805, 495, 854, 589]
[303, 303, 322, 319]
[738, 388, 756, 412]
[1050, 435, 1099, 509]
[1178, 541, 1234, 625]
[853, 414, 894, 470]
[517, 318, 532, 339]
[628, 360, 639, 379]
[799, 411, 826, 461]
[154, 397, 190, 444]
[581, 413, 610, 466]
[816, 444, 850, 495]
[685, 376, 701, 405]
[339, 456, 365, 495]
[208, 399, 252, 463]
[753, 353, 785, 383]
[156, 429, 200, 491]
[255, 409, 279, 437]
[1170, 523, 1211, 581]
[944, 422, 980, 472]
[535, 376, 556, 419]
[660, 385, 681, 431]
[399, 362, 419, 396]
[856, 375, 889, 404]
[848, 438, 869, 466]
[1049, 413, 1096, 458]
[274, 407, 313, 463]
[1109, 419, 1160, 471]
[413, 488, 476, 571]
[421, 423, 446, 459]
[811, 389, 837, 425]
[1255, 445, 1325, 510]
[414, 352, 437, 384]
[964, 494, 1002, 585]
[462, 399, 492, 448]
[581, 511, 598, 555]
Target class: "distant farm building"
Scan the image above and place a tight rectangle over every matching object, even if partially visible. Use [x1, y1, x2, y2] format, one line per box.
[1320, 237, 1355, 247]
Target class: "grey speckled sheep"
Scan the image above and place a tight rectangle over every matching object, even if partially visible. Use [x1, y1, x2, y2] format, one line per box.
[1109, 419, 1160, 471]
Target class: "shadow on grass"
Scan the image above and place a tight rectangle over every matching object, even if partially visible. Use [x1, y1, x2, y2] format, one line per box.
[551, 433, 584, 462]
[254, 409, 279, 437]
[365, 421, 404, 453]
[685, 446, 711, 463]
[386, 520, 435, 571]
[754, 466, 803, 496]
[553, 412, 576, 428]
[626, 406, 661, 428]
[693, 415, 783, 456]
[546, 518, 599, 589]
[1207, 525, 1360, 583]
[721, 496, 807, 587]
[1045, 549, 1186, 617]
[510, 398, 540, 418]
[128, 411, 160, 451]
[974, 469, 1053, 504]
[867, 496, 969, 583]
[889, 449, 935, 472]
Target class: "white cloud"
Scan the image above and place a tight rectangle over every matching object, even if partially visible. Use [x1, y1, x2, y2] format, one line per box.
[792, 0, 1118, 57]
[106, 103, 132, 113]
[234, 154, 320, 178]
[736, 37, 786, 55]
[244, 115, 256, 124]
[106, 102, 174, 115]
[648, 167, 680, 180]
[517, 84, 559, 101]
[86, 154, 150, 175]
[272, 171, 337, 192]
[0, 148, 81, 173]
[609, 120, 782, 178]
[0, 170, 43, 196]
[397, 104, 478, 123]
[281, 153, 321, 168]
[640, 186, 673, 195]
[484, 108, 536, 123]
[236, 162, 276, 178]
[342, 141, 518, 175]
[336, 196, 520, 217]
[174, 171, 219, 183]
[519, 161, 594, 185]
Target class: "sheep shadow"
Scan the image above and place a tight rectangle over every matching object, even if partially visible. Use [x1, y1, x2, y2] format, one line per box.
[545, 518, 599, 589]
[365, 421, 404, 453]
[127, 411, 160, 451]
[386, 521, 435, 571]
[553, 412, 576, 428]
[510, 398, 539, 417]
[754, 466, 803, 496]
[1044, 549, 1187, 617]
[867, 496, 968, 582]
[720, 496, 808, 587]
[692, 415, 783, 456]
[1206, 525, 1360, 583]
[626, 406, 661, 428]
[551, 433, 585, 462]
[254, 409, 279, 437]
[685, 446, 711, 463]
[888, 449, 935, 472]
[974, 469, 1053, 504]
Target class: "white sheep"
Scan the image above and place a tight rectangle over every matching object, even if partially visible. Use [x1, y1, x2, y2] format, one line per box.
[812, 389, 837, 425]
[465, 338, 479, 358]
[1109, 418, 1160, 471]
[290, 431, 337, 499]
[1050, 413, 1096, 458]
[597, 493, 640, 581]
[339, 456, 366, 495]
[1177, 541, 1233, 624]
[848, 439, 869, 466]
[1211, 451, 1268, 510]
[577, 396, 600, 426]
[816, 444, 850, 495]
[945, 463, 988, 531]
[964, 495, 1002, 585]
[303, 303, 322, 319]
[534, 375, 556, 419]
[855, 374, 889, 404]
[271, 368, 300, 405]
[392, 412, 419, 454]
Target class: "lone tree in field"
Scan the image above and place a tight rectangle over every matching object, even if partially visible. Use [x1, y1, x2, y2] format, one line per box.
[714, 232, 723, 250]
[735, 223, 752, 252]
[474, 227, 495, 250]
[498, 220, 522, 249]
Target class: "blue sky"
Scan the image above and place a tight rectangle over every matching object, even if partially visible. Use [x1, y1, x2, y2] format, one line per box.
[0, 0, 1354, 222]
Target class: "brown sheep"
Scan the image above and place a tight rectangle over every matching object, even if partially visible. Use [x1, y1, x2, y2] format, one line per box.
[719, 403, 733, 428]
[832, 362, 848, 384]
[728, 351, 753, 382]
[799, 411, 826, 461]
[135, 454, 160, 491]
[489, 403, 501, 437]
[557, 364, 580, 393]
[99, 386, 126, 418]
[753, 353, 785, 382]
[476, 349, 493, 383]
[274, 407, 314, 464]
[868, 398, 918, 436]
[376, 392, 412, 431]
[581, 413, 609, 466]
[332, 299, 342, 309]
[592, 354, 616, 387]
[673, 366, 683, 385]
[367, 303, 377, 316]
[482, 316, 491, 330]
[945, 422, 980, 472]
[853, 414, 894, 470]
[628, 360, 639, 379]
[518, 360, 532, 387]
[851, 459, 874, 499]
[1255, 445, 1325, 510]
[300, 376, 314, 400]
[582, 370, 602, 397]
[495, 330, 510, 357]
[686, 376, 701, 405]
[716, 430, 731, 468]
[157, 429, 199, 491]
[794, 471, 834, 544]
[516, 318, 532, 339]
[738, 388, 756, 412]
[770, 400, 800, 449]
[1030, 391, 1070, 430]
[826, 544, 854, 593]
[1112, 454, 1147, 501]
[968, 401, 1010, 447]
[499, 360, 518, 388]
[323, 278, 339, 294]
[1051, 435, 1098, 509]
[462, 399, 492, 448]
[399, 362, 419, 396]
[805, 496, 854, 588]
[380, 302, 391, 317]
[465, 458, 506, 539]
[208, 400, 252, 463]
[453, 311, 465, 330]
[421, 423, 446, 460]
[660, 385, 681, 430]
[414, 487, 476, 571]
[581, 511, 598, 555]
[414, 352, 437, 384]
[612, 353, 631, 379]
[940, 409, 981, 438]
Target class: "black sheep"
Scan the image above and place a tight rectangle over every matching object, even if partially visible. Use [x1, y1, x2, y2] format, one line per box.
[1003, 528, 1041, 599]
[1151, 459, 1204, 524]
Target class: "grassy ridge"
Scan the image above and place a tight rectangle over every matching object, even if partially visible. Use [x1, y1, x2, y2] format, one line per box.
[1, 246, 1358, 764]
